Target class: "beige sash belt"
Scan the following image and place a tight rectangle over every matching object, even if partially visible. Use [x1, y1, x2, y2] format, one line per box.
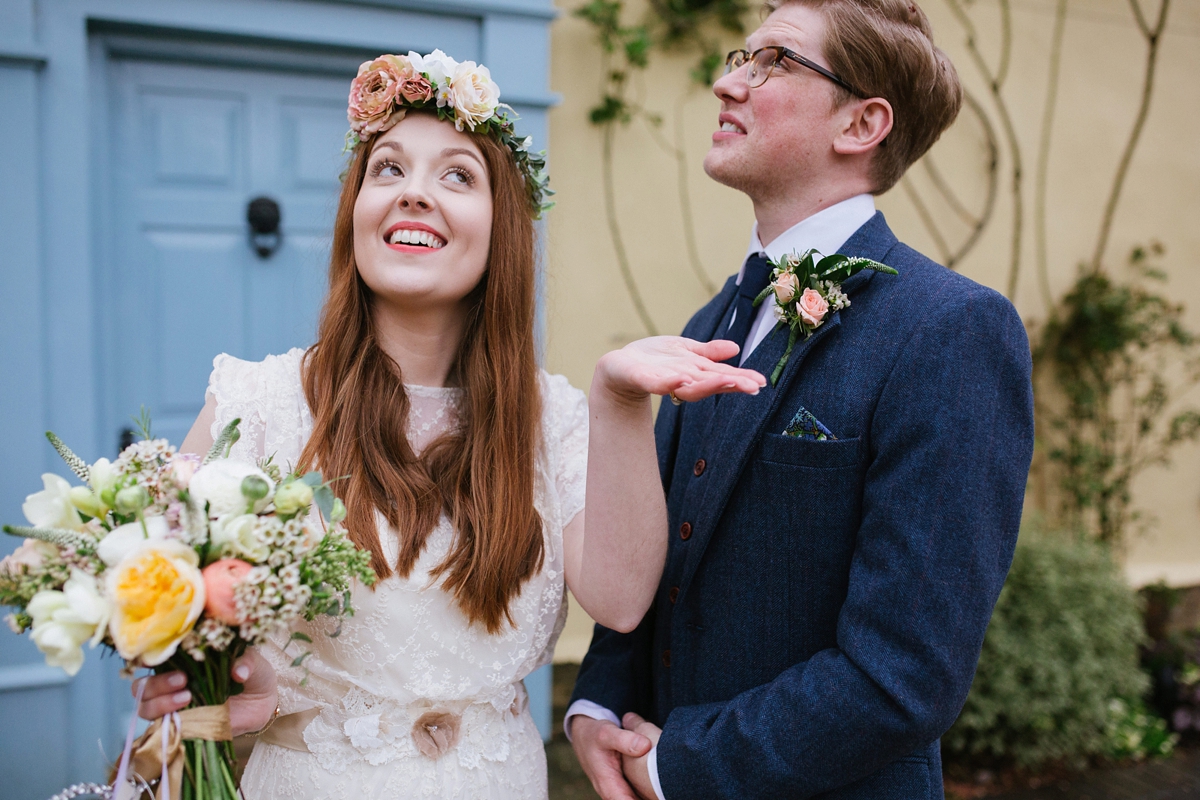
[259, 707, 321, 752]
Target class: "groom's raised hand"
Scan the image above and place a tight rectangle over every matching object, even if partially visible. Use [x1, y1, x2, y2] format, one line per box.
[570, 715, 652, 800]
[620, 712, 662, 800]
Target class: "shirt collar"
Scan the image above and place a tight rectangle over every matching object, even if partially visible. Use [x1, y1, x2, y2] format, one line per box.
[738, 194, 877, 284]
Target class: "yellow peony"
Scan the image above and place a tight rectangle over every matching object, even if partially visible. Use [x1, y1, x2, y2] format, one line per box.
[107, 540, 206, 666]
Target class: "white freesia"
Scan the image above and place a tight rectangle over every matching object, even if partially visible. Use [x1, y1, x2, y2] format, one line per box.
[210, 514, 270, 562]
[27, 582, 103, 677]
[189, 460, 275, 518]
[409, 48, 457, 91]
[448, 60, 500, 131]
[97, 515, 171, 567]
[22, 474, 84, 531]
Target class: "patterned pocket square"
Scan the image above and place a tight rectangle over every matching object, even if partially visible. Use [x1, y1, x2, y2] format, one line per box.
[782, 406, 838, 440]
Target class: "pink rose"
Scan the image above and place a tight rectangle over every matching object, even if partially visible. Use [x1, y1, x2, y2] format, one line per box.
[348, 56, 405, 138]
[202, 558, 252, 625]
[394, 59, 434, 104]
[166, 453, 201, 490]
[796, 288, 830, 328]
[0, 538, 56, 575]
[772, 272, 799, 304]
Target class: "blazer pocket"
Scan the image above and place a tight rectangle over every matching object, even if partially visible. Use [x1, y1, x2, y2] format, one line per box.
[759, 433, 862, 469]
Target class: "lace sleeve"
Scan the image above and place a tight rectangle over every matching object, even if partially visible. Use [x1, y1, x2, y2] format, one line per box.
[541, 372, 589, 526]
[207, 348, 310, 467]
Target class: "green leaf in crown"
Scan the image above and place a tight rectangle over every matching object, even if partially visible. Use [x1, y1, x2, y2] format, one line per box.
[752, 249, 898, 385]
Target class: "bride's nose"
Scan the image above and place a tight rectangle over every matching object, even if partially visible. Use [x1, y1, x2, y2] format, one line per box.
[396, 184, 433, 211]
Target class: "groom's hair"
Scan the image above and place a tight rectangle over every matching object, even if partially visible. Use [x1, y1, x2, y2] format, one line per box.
[766, 0, 962, 193]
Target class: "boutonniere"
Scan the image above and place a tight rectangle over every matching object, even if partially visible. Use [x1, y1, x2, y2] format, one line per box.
[753, 249, 898, 385]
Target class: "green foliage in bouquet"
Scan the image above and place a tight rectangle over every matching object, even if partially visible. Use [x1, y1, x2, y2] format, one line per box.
[944, 531, 1152, 770]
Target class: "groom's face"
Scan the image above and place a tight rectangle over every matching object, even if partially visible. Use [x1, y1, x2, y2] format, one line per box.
[703, 3, 845, 199]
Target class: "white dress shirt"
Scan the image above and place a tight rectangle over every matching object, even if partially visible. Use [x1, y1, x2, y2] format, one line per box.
[563, 193, 877, 800]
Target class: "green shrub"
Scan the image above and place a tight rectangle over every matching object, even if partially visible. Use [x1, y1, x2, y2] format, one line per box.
[944, 533, 1149, 769]
[1103, 698, 1177, 760]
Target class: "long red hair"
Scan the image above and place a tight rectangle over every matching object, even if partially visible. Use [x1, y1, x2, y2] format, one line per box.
[299, 119, 543, 634]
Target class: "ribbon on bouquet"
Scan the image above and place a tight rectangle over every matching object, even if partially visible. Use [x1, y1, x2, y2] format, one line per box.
[112, 688, 232, 800]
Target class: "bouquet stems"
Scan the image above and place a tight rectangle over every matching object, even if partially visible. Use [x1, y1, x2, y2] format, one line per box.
[159, 644, 245, 800]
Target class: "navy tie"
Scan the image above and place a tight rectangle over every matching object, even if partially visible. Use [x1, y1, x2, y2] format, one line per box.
[717, 253, 774, 364]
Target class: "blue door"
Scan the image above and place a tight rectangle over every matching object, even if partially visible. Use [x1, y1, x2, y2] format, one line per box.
[104, 58, 351, 448]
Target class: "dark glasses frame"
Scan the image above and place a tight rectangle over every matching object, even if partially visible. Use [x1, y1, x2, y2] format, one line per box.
[724, 46, 859, 97]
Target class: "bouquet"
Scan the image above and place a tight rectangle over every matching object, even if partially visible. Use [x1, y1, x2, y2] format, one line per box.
[1, 417, 375, 800]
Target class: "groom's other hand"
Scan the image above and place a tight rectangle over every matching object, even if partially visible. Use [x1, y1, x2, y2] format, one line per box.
[571, 715, 652, 800]
[620, 713, 662, 800]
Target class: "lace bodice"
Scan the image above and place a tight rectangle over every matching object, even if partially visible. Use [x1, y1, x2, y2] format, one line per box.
[206, 348, 588, 799]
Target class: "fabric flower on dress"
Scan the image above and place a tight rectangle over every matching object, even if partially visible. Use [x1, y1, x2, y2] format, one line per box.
[412, 711, 462, 759]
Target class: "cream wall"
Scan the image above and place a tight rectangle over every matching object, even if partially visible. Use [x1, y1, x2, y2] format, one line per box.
[543, 0, 1200, 661]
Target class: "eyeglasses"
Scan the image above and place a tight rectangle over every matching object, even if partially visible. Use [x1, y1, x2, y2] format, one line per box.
[724, 47, 858, 96]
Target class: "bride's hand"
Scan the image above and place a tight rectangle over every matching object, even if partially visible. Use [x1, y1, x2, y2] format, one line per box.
[595, 336, 766, 405]
[135, 648, 279, 736]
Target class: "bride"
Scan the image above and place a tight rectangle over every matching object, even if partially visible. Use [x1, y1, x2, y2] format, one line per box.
[135, 51, 764, 799]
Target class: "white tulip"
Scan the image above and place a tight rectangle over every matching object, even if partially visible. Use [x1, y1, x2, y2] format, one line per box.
[22, 474, 84, 531]
[97, 515, 170, 567]
[188, 460, 274, 518]
[210, 514, 269, 563]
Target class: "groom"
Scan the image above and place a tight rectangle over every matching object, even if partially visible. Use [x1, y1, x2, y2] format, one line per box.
[568, 1, 1034, 798]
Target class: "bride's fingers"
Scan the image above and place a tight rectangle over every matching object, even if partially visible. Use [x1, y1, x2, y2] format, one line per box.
[668, 370, 765, 402]
[135, 673, 192, 720]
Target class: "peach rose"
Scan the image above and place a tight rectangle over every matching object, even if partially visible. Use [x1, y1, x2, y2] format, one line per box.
[202, 558, 252, 625]
[796, 288, 830, 328]
[348, 57, 405, 137]
[772, 272, 800, 305]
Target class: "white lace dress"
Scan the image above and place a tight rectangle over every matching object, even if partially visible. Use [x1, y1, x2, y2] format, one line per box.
[206, 348, 587, 800]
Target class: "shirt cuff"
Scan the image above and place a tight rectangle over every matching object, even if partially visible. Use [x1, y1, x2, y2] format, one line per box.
[647, 742, 666, 800]
[563, 699, 621, 742]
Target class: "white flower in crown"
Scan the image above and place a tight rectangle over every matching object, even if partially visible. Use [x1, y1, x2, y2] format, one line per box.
[409, 49, 458, 90]
[449, 60, 501, 131]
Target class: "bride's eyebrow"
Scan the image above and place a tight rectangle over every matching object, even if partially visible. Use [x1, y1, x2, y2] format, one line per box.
[441, 147, 485, 169]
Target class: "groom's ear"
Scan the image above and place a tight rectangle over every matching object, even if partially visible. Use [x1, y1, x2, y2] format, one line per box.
[832, 96, 893, 158]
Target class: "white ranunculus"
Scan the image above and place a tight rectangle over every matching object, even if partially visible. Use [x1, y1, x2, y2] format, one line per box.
[409, 49, 457, 92]
[97, 515, 171, 567]
[27, 588, 96, 676]
[210, 514, 269, 563]
[23, 474, 84, 531]
[188, 460, 275, 518]
[448, 60, 500, 131]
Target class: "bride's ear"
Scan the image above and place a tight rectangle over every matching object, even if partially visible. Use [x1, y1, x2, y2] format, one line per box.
[833, 97, 892, 156]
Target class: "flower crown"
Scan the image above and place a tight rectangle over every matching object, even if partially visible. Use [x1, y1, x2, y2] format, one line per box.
[346, 50, 553, 218]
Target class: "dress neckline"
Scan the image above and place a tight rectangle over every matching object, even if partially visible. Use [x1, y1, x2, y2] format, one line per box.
[404, 384, 463, 398]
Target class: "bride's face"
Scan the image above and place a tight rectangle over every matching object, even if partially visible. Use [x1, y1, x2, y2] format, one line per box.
[353, 113, 493, 311]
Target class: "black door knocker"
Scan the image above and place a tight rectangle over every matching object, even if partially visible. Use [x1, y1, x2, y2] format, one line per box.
[247, 196, 283, 259]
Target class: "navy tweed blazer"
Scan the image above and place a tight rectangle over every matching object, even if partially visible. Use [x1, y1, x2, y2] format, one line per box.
[570, 213, 1035, 799]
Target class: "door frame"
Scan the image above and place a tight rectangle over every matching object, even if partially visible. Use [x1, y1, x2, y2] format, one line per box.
[0, 0, 555, 788]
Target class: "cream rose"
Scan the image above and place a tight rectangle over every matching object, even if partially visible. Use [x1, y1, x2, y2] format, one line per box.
[772, 272, 800, 305]
[448, 61, 500, 131]
[210, 514, 269, 563]
[23, 474, 84, 531]
[410, 49, 458, 93]
[188, 460, 275, 518]
[796, 288, 830, 328]
[107, 540, 206, 666]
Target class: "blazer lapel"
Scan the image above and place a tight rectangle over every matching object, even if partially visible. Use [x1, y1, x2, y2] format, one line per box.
[675, 211, 900, 594]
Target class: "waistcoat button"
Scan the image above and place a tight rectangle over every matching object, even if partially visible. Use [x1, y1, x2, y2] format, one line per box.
[679, 522, 692, 540]
[668, 586, 679, 604]
[693, 458, 706, 476]
[661, 650, 672, 668]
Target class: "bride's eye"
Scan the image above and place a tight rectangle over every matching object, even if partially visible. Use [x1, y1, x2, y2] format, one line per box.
[445, 167, 475, 186]
[370, 159, 403, 178]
